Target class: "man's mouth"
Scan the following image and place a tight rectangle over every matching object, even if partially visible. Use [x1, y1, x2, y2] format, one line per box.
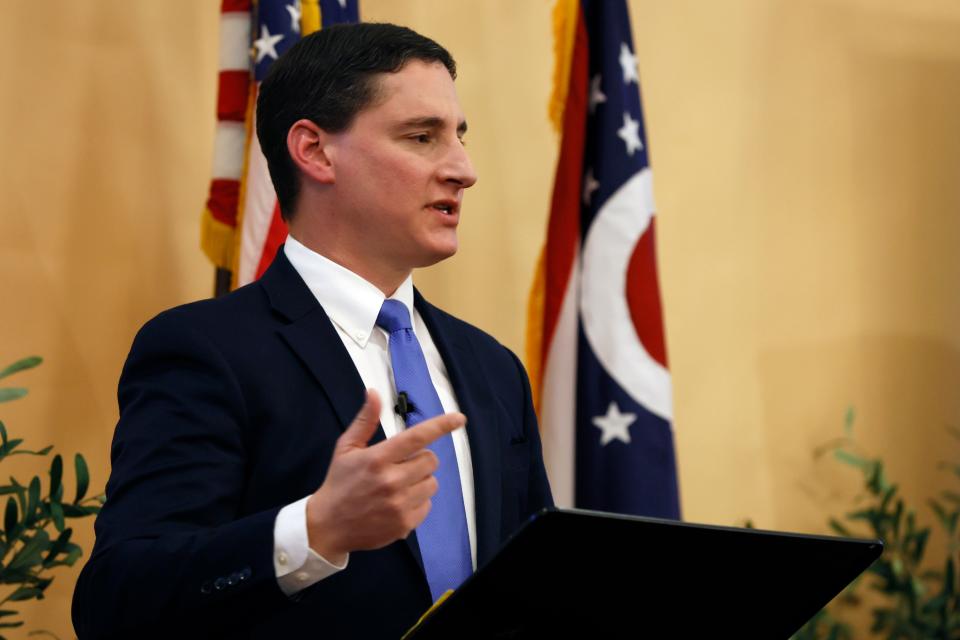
[428, 200, 459, 215]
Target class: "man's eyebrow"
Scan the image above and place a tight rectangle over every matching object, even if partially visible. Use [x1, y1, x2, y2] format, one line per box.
[395, 116, 469, 135]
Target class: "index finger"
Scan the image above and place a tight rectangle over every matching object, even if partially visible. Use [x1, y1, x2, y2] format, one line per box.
[375, 412, 466, 462]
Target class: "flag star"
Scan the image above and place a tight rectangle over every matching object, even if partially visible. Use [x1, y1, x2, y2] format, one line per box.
[589, 74, 606, 113]
[253, 24, 284, 64]
[617, 111, 643, 156]
[592, 402, 637, 446]
[338, 0, 347, 8]
[619, 42, 640, 85]
[582, 169, 600, 205]
[285, 2, 302, 33]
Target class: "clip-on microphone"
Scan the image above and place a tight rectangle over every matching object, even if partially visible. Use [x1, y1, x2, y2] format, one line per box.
[394, 391, 415, 421]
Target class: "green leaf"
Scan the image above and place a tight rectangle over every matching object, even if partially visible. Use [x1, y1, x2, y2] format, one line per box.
[0, 423, 6, 449]
[929, 499, 955, 534]
[73, 454, 89, 504]
[844, 406, 856, 436]
[58, 542, 83, 566]
[866, 461, 889, 494]
[49, 503, 64, 533]
[0, 357, 41, 381]
[48, 455, 62, 502]
[8, 446, 52, 458]
[42, 528, 71, 567]
[879, 484, 897, 513]
[848, 508, 885, 535]
[923, 592, 947, 613]
[909, 529, 930, 563]
[891, 555, 904, 579]
[8, 531, 49, 571]
[908, 575, 925, 598]
[0, 622, 22, 629]
[7, 488, 24, 526]
[0, 441, 23, 460]
[5, 586, 42, 602]
[829, 517, 852, 537]
[0, 390, 27, 404]
[835, 449, 869, 470]
[946, 557, 956, 597]
[2, 499, 16, 542]
[0, 611, 18, 619]
[60, 504, 100, 518]
[24, 478, 39, 526]
[891, 499, 903, 539]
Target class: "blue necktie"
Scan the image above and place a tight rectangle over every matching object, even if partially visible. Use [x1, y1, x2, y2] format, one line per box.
[376, 299, 472, 601]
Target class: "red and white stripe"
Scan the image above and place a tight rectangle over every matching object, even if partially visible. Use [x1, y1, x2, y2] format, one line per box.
[202, 0, 252, 269]
[235, 113, 287, 286]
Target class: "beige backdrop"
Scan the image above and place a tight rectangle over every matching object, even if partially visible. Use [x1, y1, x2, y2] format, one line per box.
[2, 0, 959, 636]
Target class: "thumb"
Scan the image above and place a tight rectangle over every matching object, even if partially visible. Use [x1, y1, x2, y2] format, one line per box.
[336, 389, 382, 452]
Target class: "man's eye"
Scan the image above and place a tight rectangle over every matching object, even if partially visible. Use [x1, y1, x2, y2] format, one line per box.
[413, 134, 431, 143]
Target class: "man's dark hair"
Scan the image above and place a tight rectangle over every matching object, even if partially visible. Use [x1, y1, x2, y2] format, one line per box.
[256, 22, 457, 221]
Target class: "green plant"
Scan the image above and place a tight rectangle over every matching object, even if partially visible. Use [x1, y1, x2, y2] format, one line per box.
[792, 608, 854, 640]
[796, 409, 960, 639]
[0, 356, 101, 637]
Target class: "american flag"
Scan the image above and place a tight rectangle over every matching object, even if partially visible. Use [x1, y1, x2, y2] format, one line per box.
[529, 0, 680, 518]
[201, 0, 359, 289]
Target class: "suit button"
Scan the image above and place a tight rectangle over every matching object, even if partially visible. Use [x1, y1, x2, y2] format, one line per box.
[240, 567, 252, 581]
[200, 581, 213, 595]
[226, 573, 239, 587]
[214, 577, 228, 591]
[277, 551, 288, 566]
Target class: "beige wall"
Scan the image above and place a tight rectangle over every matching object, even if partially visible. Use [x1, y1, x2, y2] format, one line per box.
[2, 0, 959, 635]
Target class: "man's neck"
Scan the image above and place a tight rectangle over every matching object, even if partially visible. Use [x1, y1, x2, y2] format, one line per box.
[287, 230, 409, 297]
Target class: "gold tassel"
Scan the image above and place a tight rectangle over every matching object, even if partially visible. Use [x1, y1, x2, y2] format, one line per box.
[548, 0, 579, 134]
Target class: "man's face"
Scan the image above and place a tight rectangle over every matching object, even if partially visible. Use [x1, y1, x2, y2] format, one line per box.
[325, 60, 477, 278]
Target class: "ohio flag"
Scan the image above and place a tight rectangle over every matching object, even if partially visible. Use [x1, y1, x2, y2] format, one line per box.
[201, 0, 359, 289]
[528, 0, 680, 518]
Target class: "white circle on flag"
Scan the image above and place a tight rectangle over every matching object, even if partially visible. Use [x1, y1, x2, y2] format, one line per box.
[579, 169, 673, 421]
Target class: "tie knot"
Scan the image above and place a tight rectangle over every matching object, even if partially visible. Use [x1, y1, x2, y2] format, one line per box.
[376, 299, 412, 333]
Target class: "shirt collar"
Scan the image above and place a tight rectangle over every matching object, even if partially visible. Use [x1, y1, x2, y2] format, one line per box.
[284, 235, 415, 348]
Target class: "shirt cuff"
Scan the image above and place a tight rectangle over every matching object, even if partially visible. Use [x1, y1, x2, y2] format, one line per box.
[273, 496, 349, 596]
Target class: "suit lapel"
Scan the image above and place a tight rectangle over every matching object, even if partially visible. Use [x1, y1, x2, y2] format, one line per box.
[259, 250, 384, 445]
[415, 291, 502, 568]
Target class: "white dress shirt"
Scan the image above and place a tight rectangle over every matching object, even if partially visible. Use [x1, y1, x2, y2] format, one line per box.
[272, 235, 477, 596]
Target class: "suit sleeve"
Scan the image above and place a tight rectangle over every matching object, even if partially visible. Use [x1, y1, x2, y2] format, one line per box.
[72, 312, 289, 639]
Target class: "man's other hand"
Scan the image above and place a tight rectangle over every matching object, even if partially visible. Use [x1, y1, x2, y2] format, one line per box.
[305, 389, 465, 564]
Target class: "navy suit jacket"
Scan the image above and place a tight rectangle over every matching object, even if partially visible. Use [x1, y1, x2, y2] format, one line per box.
[73, 251, 553, 639]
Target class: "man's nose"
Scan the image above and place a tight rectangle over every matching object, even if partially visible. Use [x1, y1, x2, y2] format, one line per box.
[440, 141, 478, 189]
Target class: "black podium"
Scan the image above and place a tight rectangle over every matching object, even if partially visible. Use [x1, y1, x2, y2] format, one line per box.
[404, 508, 882, 639]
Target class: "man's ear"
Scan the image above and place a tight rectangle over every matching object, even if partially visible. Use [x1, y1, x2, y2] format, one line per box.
[287, 119, 335, 184]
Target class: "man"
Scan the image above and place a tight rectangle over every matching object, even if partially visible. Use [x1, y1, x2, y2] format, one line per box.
[72, 22, 552, 639]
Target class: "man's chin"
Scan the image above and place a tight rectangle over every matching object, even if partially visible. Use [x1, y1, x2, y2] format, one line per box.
[423, 245, 458, 266]
[410, 244, 458, 270]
